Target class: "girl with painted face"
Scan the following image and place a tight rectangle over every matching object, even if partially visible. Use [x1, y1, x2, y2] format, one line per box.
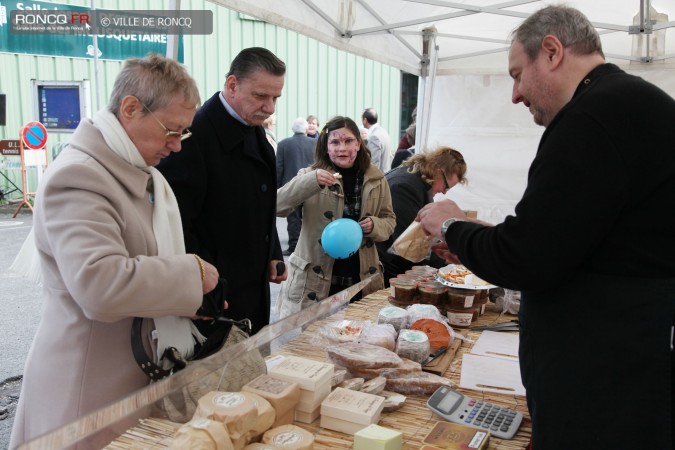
[276, 116, 396, 319]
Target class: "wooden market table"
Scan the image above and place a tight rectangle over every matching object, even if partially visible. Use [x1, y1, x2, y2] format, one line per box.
[108, 289, 531, 450]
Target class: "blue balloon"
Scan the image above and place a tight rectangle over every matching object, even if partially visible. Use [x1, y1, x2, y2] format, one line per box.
[321, 218, 363, 259]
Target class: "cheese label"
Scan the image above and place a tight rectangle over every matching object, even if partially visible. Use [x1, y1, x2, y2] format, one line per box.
[272, 431, 304, 445]
[212, 392, 245, 408]
[190, 418, 212, 429]
[248, 374, 293, 395]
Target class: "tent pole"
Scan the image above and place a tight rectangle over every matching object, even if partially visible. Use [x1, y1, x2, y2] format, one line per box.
[166, 0, 181, 60]
[416, 27, 437, 154]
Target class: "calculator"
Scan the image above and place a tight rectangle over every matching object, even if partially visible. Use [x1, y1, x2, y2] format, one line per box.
[426, 386, 523, 440]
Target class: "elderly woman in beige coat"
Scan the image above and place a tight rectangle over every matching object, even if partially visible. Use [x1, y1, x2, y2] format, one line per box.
[10, 55, 221, 449]
[276, 116, 395, 319]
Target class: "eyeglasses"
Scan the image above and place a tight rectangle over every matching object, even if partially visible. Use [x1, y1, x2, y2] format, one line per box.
[139, 100, 192, 141]
[442, 172, 451, 193]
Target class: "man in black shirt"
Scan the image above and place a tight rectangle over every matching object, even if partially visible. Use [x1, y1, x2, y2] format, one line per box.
[418, 6, 675, 450]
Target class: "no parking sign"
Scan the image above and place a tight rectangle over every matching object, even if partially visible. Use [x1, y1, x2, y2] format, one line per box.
[21, 121, 48, 150]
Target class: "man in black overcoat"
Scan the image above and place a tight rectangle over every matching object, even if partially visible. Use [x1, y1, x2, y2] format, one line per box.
[158, 47, 288, 333]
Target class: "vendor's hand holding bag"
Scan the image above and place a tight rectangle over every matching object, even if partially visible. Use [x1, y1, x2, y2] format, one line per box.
[131, 279, 266, 422]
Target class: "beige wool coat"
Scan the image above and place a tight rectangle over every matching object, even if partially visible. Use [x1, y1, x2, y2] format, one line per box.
[276, 165, 395, 319]
[9, 120, 203, 449]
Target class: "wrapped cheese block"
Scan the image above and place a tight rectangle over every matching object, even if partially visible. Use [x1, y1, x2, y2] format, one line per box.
[385, 371, 454, 395]
[377, 306, 409, 332]
[313, 320, 364, 345]
[296, 382, 331, 413]
[262, 424, 315, 450]
[360, 376, 387, 395]
[410, 318, 452, 351]
[379, 390, 407, 412]
[407, 304, 445, 323]
[326, 342, 402, 369]
[293, 405, 320, 424]
[331, 367, 348, 387]
[358, 323, 397, 351]
[239, 392, 276, 442]
[243, 444, 283, 450]
[348, 358, 422, 380]
[338, 377, 365, 391]
[320, 387, 385, 434]
[170, 418, 234, 450]
[194, 392, 258, 441]
[242, 374, 300, 428]
[267, 355, 334, 391]
[243, 444, 283, 449]
[395, 329, 430, 363]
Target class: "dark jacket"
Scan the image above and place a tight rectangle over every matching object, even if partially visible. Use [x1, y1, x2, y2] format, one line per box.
[377, 165, 444, 282]
[157, 92, 282, 333]
[445, 64, 675, 449]
[276, 132, 316, 187]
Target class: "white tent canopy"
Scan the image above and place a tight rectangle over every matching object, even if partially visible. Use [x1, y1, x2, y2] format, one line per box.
[210, 0, 675, 75]
[210, 0, 675, 219]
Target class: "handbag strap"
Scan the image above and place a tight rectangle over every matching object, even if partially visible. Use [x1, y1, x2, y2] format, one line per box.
[131, 317, 250, 381]
[131, 317, 175, 381]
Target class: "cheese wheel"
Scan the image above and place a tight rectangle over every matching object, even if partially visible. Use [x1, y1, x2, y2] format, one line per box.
[377, 306, 409, 332]
[410, 318, 452, 351]
[239, 392, 276, 441]
[262, 424, 315, 450]
[194, 391, 259, 440]
[170, 418, 235, 450]
[326, 342, 402, 369]
[395, 329, 430, 363]
[358, 323, 397, 351]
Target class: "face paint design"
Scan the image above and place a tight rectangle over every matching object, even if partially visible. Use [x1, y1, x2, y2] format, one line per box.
[327, 127, 359, 168]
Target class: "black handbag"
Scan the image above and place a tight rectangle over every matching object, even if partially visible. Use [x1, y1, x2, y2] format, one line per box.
[130, 282, 267, 422]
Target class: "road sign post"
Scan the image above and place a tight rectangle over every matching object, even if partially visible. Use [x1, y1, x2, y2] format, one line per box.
[14, 122, 49, 217]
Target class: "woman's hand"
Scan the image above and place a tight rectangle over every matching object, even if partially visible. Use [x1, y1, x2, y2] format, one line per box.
[359, 217, 374, 235]
[316, 169, 338, 187]
[201, 259, 219, 294]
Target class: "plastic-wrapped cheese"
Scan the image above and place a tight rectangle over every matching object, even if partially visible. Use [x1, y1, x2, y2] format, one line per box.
[194, 391, 259, 440]
[170, 418, 235, 450]
[358, 323, 397, 351]
[395, 329, 430, 363]
[239, 392, 276, 441]
[243, 444, 283, 449]
[348, 357, 421, 380]
[262, 424, 315, 450]
[338, 377, 365, 391]
[410, 318, 452, 351]
[377, 306, 409, 332]
[360, 376, 387, 395]
[326, 342, 402, 369]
